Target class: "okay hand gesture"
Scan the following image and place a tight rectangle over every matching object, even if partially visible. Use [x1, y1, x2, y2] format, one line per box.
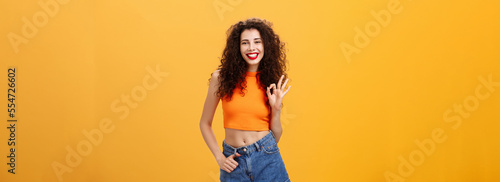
[267, 75, 291, 112]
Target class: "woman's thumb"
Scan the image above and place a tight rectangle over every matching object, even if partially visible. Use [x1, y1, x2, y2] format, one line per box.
[230, 153, 241, 158]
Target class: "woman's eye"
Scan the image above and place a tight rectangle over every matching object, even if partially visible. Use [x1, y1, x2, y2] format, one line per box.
[255, 41, 262, 44]
[241, 42, 247, 45]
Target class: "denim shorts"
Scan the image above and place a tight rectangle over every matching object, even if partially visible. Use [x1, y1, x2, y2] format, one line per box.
[220, 130, 290, 182]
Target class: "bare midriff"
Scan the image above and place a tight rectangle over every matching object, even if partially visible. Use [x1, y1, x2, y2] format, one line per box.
[224, 128, 270, 148]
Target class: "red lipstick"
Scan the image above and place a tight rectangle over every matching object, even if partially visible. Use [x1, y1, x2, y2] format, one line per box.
[246, 53, 259, 60]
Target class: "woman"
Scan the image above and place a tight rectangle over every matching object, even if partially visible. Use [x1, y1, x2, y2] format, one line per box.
[200, 17, 291, 181]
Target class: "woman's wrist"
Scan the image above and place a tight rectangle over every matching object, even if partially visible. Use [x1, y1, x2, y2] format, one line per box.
[271, 108, 281, 115]
[215, 152, 225, 163]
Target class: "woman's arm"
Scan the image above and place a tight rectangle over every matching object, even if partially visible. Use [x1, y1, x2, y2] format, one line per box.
[267, 74, 291, 143]
[269, 109, 283, 143]
[199, 70, 239, 173]
[199, 70, 224, 163]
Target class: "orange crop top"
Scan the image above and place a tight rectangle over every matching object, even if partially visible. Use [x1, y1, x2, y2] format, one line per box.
[221, 71, 271, 131]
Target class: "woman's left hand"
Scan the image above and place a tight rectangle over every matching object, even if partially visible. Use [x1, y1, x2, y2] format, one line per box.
[267, 75, 291, 112]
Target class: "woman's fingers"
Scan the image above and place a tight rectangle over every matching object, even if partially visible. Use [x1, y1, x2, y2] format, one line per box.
[228, 159, 238, 168]
[268, 76, 291, 97]
[271, 75, 290, 94]
[224, 163, 237, 173]
[226, 162, 236, 170]
[230, 158, 238, 166]
[223, 164, 232, 173]
[281, 78, 289, 91]
[224, 163, 231, 170]
[283, 85, 291, 96]
[220, 153, 241, 173]
[267, 84, 276, 96]
[277, 75, 284, 90]
[221, 154, 239, 173]
[226, 162, 235, 169]
[223, 166, 232, 173]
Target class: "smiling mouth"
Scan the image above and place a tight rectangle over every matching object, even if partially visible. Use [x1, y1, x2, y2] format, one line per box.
[246, 53, 259, 60]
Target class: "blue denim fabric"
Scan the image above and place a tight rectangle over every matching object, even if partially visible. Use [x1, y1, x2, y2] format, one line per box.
[220, 131, 290, 182]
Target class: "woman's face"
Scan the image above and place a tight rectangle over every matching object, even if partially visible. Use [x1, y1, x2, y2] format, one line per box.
[240, 29, 264, 70]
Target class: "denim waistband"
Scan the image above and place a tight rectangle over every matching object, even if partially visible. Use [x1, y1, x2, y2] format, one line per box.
[222, 130, 275, 155]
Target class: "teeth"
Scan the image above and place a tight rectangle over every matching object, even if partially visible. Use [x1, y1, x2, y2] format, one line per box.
[247, 53, 257, 58]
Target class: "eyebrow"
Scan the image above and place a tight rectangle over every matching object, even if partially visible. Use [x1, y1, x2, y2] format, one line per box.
[241, 38, 262, 41]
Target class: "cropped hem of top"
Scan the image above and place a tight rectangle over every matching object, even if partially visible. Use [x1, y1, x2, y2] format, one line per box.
[222, 71, 271, 131]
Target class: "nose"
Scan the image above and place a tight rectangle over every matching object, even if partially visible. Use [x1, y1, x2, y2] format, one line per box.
[248, 42, 255, 51]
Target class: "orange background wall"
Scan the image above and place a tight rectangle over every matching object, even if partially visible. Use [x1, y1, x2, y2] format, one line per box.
[1, 0, 499, 181]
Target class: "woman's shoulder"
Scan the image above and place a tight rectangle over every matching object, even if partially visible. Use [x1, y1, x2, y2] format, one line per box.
[209, 69, 221, 85]
[211, 69, 220, 79]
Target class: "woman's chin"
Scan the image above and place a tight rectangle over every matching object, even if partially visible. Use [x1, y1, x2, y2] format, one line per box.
[245, 59, 261, 66]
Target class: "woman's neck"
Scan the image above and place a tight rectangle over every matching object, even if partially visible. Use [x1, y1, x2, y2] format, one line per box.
[247, 64, 259, 72]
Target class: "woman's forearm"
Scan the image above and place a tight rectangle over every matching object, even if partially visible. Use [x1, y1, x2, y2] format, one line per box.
[200, 121, 225, 162]
[270, 109, 283, 143]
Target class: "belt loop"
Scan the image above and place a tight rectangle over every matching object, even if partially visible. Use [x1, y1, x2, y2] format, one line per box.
[255, 142, 260, 152]
[233, 148, 237, 155]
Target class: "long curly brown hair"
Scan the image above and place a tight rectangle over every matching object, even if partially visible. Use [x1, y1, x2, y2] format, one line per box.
[209, 17, 288, 109]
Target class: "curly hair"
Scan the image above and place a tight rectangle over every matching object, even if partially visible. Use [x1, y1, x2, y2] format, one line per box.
[209, 17, 288, 109]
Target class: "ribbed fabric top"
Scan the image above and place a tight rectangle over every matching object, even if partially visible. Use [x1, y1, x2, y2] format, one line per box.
[221, 71, 270, 131]
[245, 71, 258, 77]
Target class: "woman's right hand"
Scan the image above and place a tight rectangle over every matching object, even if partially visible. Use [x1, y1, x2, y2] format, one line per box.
[218, 153, 241, 173]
